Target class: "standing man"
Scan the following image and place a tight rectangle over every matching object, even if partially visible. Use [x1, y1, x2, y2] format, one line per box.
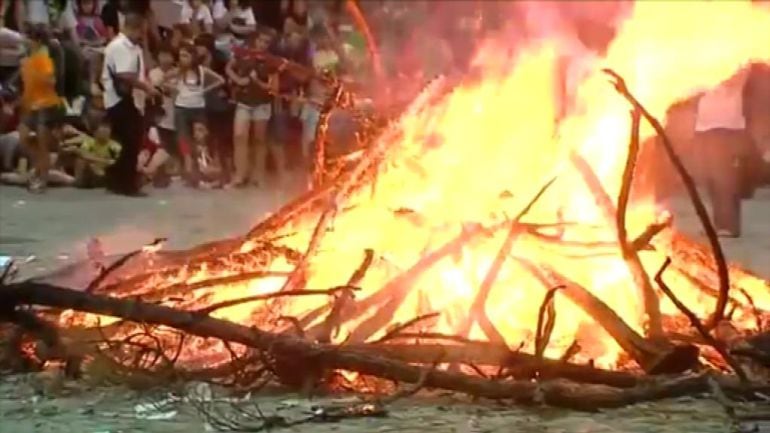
[694, 68, 755, 238]
[101, 12, 158, 196]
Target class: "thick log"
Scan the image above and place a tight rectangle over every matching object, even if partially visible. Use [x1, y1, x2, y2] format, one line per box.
[0, 282, 762, 411]
[346, 342, 641, 388]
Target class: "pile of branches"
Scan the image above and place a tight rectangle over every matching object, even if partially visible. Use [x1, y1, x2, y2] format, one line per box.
[1, 72, 770, 415]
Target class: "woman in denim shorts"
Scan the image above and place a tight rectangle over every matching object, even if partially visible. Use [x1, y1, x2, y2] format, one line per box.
[226, 30, 282, 188]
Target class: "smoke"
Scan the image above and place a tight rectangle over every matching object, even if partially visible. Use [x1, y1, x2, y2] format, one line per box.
[357, 1, 632, 108]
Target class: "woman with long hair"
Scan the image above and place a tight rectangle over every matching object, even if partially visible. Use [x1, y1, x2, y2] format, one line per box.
[165, 42, 224, 187]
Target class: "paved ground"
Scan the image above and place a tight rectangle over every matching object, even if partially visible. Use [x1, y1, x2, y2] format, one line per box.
[0, 180, 304, 278]
[1, 182, 768, 279]
[0, 182, 769, 433]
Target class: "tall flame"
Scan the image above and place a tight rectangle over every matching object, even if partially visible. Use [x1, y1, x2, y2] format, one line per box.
[151, 1, 770, 369]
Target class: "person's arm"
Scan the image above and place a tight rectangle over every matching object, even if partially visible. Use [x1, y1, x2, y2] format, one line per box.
[78, 150, 114, 165]
[226, 58, 249, 86]
[199, 7, 214, 34]
[111, 49, 158, 95]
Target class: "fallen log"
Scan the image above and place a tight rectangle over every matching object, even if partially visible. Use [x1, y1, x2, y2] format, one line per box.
[0, 282, 763, 411]
[345, 342, 641, 388]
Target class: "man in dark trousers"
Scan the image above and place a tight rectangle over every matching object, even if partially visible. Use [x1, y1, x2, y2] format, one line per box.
[100, 12, 158, 196]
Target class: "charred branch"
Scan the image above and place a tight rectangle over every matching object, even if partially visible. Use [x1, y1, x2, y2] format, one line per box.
[655, 258, 749, 382]
[570, 152, 663, 339]
[603, 69, 731, 330]
[0, 282, 765, 410]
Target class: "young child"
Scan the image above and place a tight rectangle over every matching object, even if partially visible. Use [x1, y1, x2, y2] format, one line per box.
[69, 120, 122, 188]
[189, 118, 221, 188]
[137, 125, 171, 188]
[148, 44, 177, 159]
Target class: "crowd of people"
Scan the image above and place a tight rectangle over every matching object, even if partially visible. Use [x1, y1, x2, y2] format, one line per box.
[0, 0, 768, 243]
[0, 0, 372, 195]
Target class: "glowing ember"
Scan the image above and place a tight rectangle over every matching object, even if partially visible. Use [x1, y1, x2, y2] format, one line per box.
[68, 1, 770, 371]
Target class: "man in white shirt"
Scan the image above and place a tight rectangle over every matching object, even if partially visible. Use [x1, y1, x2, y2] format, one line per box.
[694, 68, 756, 237]
[101, 12, 159, 196]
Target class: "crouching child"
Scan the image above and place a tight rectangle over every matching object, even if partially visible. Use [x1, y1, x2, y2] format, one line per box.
[137, 126, 171, 187]
[68, 120, 121, 188]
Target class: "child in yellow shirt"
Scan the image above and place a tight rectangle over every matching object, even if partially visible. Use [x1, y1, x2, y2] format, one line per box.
[63, 120, 121, 188]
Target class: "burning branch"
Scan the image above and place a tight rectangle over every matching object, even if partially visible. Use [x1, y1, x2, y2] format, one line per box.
[535, 286, 562, 361]
[654, 258, 748, 382]
[603, 68, 731, 330]
[2, 281, 769, 410]
[570, 152, 663, 339]
[87, 238, 166, 293]
[518, 258, 698, 374]
[457, 176, 558, 344]
[196, 286, 361, 316]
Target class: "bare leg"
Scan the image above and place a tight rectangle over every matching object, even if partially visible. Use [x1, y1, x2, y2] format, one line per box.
[145, 149, 170, 176]
[231, 107, 251, 185]
[250, 119, 269, 187]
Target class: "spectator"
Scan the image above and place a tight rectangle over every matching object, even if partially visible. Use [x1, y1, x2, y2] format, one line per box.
[19, 24, 64, 193]
[213, 0, 256, 40]
[226, 29, 279, 188]
[137, 125, 171, 187]
[282, 0, 309, 35]
[67, 119, 121, 188]
[17, 0, 84, 102]
[190, 118, 220, 186]
[180, 0, 213, 35]
[101, 0, 160, 50]
[0, 93, 20, 172]
[74, 0, 107, 47]
[272, 29, 308, 170]
[194, 33, 232, 184]
[0, 25, 24, 84]
[15, 0, 80, 45]
[167, 41, 224, 187]
[148, 44, 177, 162]
[170, 22, 193, 51]
[101, 12, 159, 196]
[299, 25, 339, 166]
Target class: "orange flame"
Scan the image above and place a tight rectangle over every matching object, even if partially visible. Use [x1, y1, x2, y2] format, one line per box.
[69, 1, 770, 370]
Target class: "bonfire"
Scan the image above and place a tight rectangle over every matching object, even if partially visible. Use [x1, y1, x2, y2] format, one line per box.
[2, 0, 770, 428]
